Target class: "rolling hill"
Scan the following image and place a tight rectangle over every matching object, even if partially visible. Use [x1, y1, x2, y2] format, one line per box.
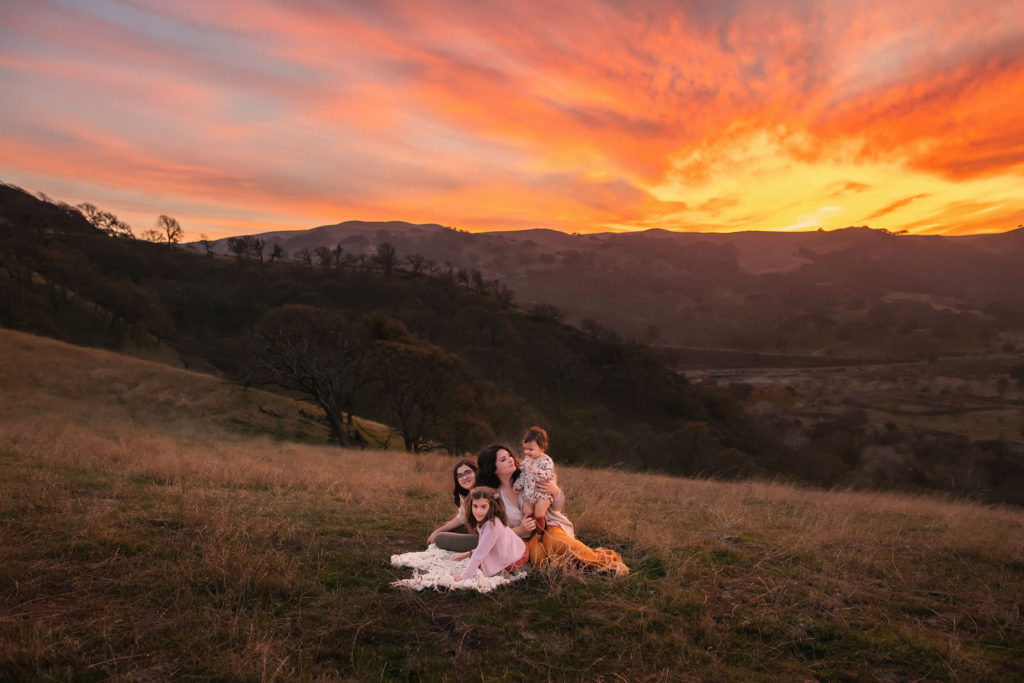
[199, 221, 1024, 359]
[0, 183, 784, 479]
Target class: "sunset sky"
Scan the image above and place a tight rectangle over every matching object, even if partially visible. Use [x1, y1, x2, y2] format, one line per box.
[2, 0, 1023, 241]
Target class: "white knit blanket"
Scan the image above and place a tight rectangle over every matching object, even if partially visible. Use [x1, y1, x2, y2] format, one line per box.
[390, 544, 528, 593]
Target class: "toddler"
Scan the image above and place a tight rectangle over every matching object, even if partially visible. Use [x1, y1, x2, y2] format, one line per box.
[514, 425, 555, 537]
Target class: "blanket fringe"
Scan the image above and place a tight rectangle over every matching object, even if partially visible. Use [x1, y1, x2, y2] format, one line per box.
[390, 544, 528, 593]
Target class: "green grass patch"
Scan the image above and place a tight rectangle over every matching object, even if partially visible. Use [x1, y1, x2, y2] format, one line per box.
[710, 549, 744, 566]
[2, 435, 1021, 680]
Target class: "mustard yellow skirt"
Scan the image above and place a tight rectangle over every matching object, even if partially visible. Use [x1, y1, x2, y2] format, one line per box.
[527, 525, 629, 575]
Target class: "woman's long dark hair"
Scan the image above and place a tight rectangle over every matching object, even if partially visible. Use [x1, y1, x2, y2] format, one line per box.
[475, 444, 519, 489]
[451, 459, 478, 507]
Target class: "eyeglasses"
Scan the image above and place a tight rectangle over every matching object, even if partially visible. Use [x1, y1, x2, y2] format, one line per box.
[457, 471, 474, 480]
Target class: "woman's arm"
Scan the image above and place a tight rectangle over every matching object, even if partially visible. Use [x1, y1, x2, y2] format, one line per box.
[511, 515, 537, 538]
[538, 474, 564, 511]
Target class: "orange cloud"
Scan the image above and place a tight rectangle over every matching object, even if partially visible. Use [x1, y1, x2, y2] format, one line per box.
[1, 0, 1022, 239]
[865, 195, 930, 221]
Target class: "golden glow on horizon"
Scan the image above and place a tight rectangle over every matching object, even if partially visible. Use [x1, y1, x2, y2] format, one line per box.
[651, 131, 1024, 235]
[0, 0, 1022, 240]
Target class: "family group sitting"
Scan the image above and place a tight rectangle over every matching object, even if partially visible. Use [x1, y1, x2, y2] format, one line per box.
[427, 426, 629, 580]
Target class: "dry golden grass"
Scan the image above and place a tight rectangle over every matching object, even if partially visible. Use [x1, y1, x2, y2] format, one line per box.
[2, 328, 1023, 680]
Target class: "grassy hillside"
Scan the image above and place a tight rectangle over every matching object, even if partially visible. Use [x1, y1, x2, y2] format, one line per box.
[2, 329, 1022, 680]
[0, 182, 787, 478]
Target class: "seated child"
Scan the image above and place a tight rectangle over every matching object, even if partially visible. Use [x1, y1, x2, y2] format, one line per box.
[514, 425, 555, 537]
[427, 459, 478, 548]
[452, 487, 528, 580]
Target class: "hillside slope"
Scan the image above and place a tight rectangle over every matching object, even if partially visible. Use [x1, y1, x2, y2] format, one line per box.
[201, 220, 1024, 357]
[1, 328, 1022, 679]
[0, 183, 787, 479]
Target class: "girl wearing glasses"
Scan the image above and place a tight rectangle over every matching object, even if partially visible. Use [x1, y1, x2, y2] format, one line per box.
[427, 459, 479, 550]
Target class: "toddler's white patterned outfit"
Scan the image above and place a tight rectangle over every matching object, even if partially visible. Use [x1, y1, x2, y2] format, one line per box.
[514, 454, 555, 503]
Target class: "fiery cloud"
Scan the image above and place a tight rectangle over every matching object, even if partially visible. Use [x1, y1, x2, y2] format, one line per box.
[1, 0, 1021, 239]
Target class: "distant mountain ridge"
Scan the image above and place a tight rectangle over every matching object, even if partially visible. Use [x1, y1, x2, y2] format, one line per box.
[196, 222, 1024, 358]
[200, 221, 1024, 275]
[204, 220, 451, 260]
[201, 222, 1024, 270]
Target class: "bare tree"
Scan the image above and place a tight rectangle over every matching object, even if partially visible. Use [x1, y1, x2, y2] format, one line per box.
[530, 304, 562, 323]
[365, 338, 463, 452]
[373, 242, 398, 275]
[582, 317, 620, 343]
[77, 202, 134, 239]
[493, 282, 515, 307]
[405, 253, 429, 276]
[313, 245, 335, 269]
[156, 215, 183, 244]
[226, 236, 249, 263]
[269, 243, 287, 262]
[76, 202, 103, 227]
[225, 235, 268, 264]
[471, 269, 485, 293]
[198, 233, 215, 258]
[245, 305, 368, 444]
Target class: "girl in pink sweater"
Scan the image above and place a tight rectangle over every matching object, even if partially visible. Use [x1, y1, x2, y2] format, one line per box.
[451, 487, 529, 580]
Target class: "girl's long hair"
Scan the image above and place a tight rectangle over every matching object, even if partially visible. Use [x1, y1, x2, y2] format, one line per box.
[462, 486, 508, 533]
[451, 459, 478, 507]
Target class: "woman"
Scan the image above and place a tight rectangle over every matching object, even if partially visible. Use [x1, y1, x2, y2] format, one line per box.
[430, 459, 480, 552]
[476, 444, 629, 575]
[432, 453, 563, 552]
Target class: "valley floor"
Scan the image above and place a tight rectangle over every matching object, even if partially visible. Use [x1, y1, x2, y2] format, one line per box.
[692, 353, 1024, 445]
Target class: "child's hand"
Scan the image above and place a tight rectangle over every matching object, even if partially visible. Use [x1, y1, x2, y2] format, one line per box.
[452, 574, 463, 581]
[452, 551, 470, 561]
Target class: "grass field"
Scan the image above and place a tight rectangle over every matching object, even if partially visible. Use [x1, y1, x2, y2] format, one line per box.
[1, 328, 1022, 680]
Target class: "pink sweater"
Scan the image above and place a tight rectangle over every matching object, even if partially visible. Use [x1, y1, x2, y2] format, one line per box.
[460, 519, 527, 579]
